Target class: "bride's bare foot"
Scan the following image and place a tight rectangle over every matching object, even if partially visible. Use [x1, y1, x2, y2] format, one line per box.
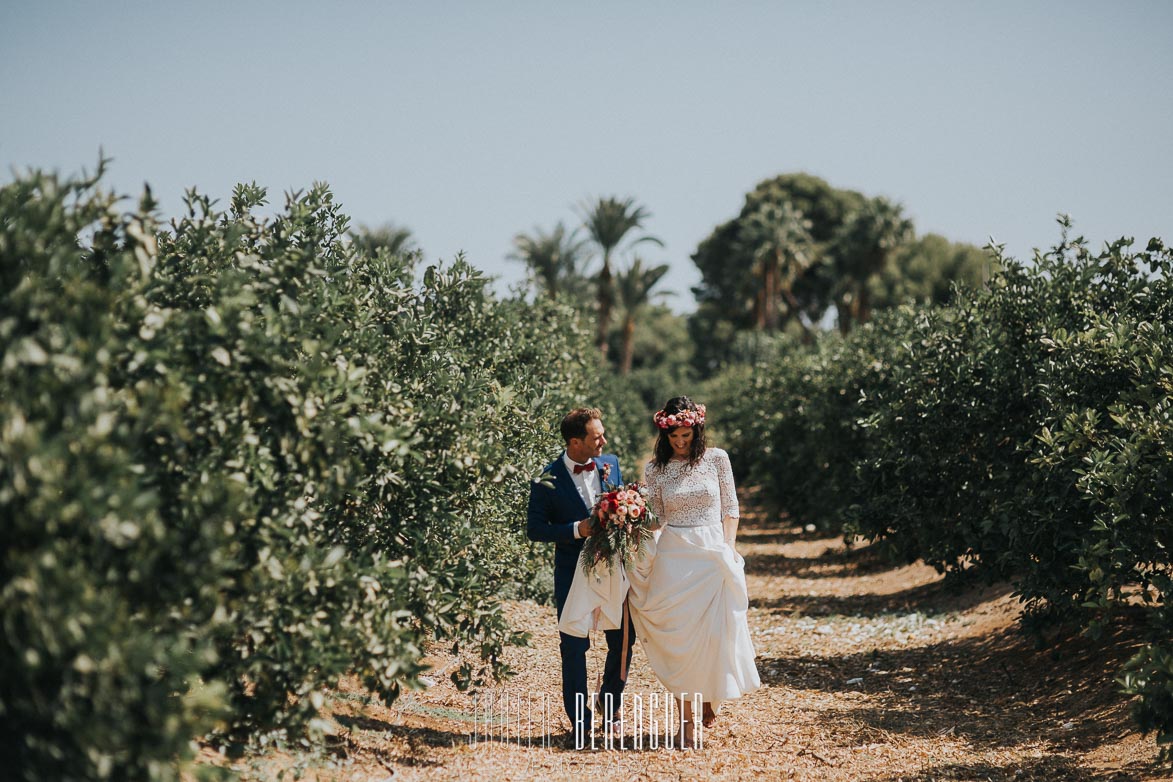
[701, 703, 717, 728]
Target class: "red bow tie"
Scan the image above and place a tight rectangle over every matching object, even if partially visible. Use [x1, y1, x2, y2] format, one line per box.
[573, 461, 596, 474]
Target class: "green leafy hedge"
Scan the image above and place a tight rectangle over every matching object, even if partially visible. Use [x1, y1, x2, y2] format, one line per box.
[712, 221, 1173, 758]
[0, 167, 612, 779]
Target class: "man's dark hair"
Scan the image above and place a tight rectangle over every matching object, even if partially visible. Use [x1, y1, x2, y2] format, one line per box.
[561, 407, 603, 443]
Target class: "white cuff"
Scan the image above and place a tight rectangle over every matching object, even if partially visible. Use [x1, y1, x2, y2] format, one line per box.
[574, 520, 583, 539]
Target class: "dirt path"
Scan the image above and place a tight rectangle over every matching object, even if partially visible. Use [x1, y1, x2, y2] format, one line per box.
[210, 513, 1171, 781]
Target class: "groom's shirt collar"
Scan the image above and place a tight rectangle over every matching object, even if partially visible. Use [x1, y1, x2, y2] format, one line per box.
[562, 451, 594, 473]
[562, 451, 600, 507]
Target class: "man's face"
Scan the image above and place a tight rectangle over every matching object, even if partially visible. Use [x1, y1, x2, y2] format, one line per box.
[568, 418, 607, 462]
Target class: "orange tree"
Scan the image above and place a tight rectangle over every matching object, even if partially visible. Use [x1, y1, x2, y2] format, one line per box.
[0, 166, 614, 779]
[710, 222, 1173, 759]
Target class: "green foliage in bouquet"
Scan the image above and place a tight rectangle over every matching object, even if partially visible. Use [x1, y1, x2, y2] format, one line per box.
[579, 484, 657, 576]
[0, 164, 606, 780]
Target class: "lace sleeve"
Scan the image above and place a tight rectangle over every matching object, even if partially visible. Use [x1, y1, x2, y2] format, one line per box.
[715, 449, 740, 519]
[643, 460, 665, 524]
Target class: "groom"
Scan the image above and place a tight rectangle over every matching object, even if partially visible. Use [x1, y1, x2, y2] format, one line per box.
[526, 407, 634, 742]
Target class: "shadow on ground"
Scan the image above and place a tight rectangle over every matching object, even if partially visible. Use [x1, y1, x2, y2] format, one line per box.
[753, 571, 1010, 618]
[742, 546, 901, 580]
[758, 617, 1148, 758]
[865, 755, 1143, 782]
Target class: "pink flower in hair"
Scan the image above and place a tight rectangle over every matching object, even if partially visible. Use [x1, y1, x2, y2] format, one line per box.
[653, 403, 707, 430]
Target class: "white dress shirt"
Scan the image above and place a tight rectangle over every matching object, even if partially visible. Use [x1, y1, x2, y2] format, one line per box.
[563, 451, 600, 539]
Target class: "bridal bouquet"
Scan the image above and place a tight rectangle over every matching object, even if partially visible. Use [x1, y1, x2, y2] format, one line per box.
[580, 483, 657, 576]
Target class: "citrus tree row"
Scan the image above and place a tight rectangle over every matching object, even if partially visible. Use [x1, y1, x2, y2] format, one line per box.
[710, 220, 1173, 758]
[0, 167, 646, 780]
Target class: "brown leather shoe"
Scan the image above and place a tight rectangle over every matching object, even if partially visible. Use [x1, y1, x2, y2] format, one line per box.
[555, 727, 592, 750]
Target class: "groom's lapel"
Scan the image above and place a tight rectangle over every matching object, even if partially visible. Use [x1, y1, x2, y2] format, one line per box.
[592, 456, 612, 491]
[552, 457, 591, 517]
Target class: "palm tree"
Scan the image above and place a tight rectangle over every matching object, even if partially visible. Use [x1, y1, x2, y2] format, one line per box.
[832, 197, 913, 332]
[579, 197, 662, 357]
[508, 222, 590, 300]
[615, 256, 672, 374]
[350, 223, 415, 257]
[347, 222, 417, 285]
[738, 200, 815, 335]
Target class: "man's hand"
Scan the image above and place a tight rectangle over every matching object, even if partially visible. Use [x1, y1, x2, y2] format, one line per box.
[580, 517, 597, 538]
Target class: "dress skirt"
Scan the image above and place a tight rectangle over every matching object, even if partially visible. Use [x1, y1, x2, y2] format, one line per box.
[627, 524, 760, 708]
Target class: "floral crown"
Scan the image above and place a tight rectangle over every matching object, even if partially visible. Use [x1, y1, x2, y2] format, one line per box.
[653, 404, 706, 430]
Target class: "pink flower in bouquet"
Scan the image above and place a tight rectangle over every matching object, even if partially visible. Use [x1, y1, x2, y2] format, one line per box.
[580, 482, 658, 576]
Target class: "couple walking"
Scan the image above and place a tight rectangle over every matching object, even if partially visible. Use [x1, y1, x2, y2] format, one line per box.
[525, 397, 760, 749]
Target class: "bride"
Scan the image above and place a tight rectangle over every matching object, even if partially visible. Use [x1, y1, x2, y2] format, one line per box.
[628, 396, 760, 748]
[557, 396, 760, 748]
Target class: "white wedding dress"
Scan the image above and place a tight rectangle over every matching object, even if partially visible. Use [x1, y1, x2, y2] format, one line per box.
[627, 448, 760, 708]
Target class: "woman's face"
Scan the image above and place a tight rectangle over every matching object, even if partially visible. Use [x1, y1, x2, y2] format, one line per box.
[668, 426, 694, 458]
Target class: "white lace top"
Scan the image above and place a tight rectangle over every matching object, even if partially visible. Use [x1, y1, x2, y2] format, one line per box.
[644, 447, 740, 528]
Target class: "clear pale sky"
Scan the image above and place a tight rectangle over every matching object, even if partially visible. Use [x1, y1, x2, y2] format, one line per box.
[3, 1, 1170, 310]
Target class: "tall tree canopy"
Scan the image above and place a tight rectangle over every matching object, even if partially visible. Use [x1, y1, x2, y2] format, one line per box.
[738, 200, 816, 335]
[508, 221, 591, 301]
[614, 256, 671, 375]
[690, 174, 864, 370]
[829, 196, 914, 331]
[579, 196, 662, 357]
[689, 173, 987, 373]
[870, 233, 996, 310]
[350, 222, 416, 257]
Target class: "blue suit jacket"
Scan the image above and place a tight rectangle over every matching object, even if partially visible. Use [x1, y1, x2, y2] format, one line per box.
[526, 453, 623, 570]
